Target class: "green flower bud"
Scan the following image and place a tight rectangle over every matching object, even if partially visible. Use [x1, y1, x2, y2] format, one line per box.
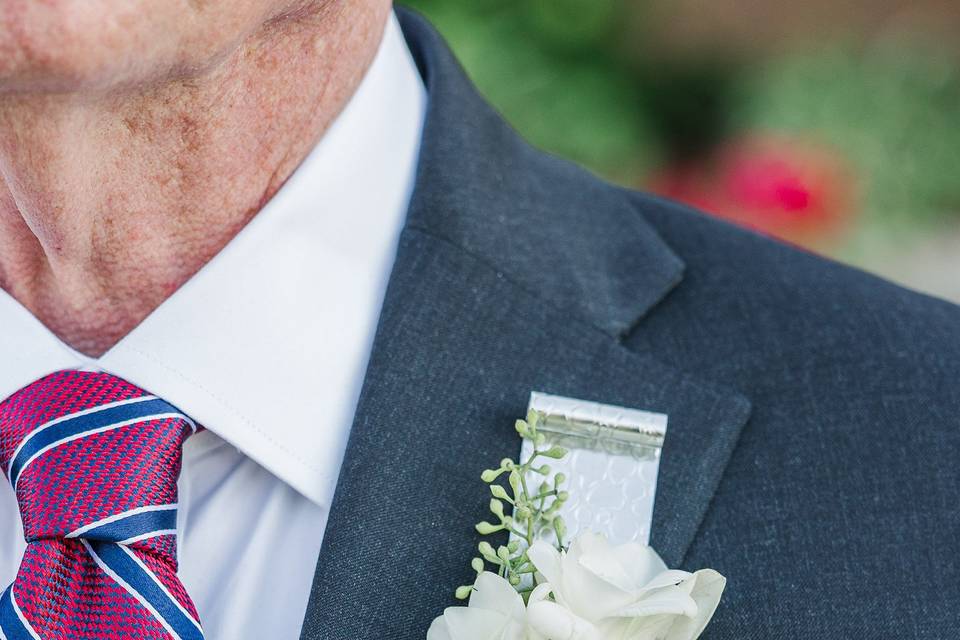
[480, 468, 502, 483]
[478, 541, 496, 557]
[455, 585, 473, 600]
[489, 499, 506, 520]
[509, 574, 521, 586]
[471, 557, 484, 574]
[507, 540, 520, 553]
[526, 409, 540, 430]
[542, 446, 568, 459]
[490, 484, 510, 500]
[508, 470, 521, 494]
[515, 419, 530, 437]
[554, 516, 567, 544]
[554, 473, 567, 487]
[476, 521, 503, 535]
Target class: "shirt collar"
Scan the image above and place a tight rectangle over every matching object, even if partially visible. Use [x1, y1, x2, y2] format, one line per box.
[0, 13, 427, 507]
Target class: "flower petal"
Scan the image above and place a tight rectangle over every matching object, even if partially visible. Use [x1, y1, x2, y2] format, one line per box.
[470, 572, 526, 621]
[528, 600, 601, 640]
[528, 541, 564, 587]
[662, 570, 726, 640]
[528, 582, 554, 605]
[610, 543, 668, 588]
[427, 615, 454, 640]
[597, 615, 673, 640]
[528, 532, 724, 638]
[577, 545, 635, 592]
[534, 536, 646, 622]
[568, 531, 610, 562]
[610, 585, 698, 618]
[443, 606, 510, 640]
[641, 570, 694, 592]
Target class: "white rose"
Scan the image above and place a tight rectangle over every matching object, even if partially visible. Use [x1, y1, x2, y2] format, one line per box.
[428, 571, 542, 640]
[525, 533, 725, 640]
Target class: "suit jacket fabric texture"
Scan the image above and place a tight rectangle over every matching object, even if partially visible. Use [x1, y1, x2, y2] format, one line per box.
[298, 8, 960, 639]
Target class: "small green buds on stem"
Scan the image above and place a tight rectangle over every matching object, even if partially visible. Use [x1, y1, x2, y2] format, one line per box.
[463, 410, 570, 601]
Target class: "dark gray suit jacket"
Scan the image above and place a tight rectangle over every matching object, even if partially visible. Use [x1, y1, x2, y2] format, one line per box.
[299, 9, 960, 639]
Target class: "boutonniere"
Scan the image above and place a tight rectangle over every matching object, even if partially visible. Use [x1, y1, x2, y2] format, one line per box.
[428, 411, 725, 640]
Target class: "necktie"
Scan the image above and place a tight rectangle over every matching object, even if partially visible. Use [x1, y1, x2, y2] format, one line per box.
[0, 370, 204, 640]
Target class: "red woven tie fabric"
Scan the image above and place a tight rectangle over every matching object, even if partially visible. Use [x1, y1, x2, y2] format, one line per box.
[0, 370, 203, 639]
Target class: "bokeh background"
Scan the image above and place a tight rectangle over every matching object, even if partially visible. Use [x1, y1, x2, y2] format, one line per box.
[403, 0, 960, 302]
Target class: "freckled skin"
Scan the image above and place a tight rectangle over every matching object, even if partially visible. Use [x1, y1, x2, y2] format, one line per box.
[0, 0, 391, 356]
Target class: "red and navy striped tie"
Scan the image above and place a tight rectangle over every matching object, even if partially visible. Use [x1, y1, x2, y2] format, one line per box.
[0, 370, 204, 639]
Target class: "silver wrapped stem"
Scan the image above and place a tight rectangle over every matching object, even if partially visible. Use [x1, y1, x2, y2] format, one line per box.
[521, 392, 668, 546]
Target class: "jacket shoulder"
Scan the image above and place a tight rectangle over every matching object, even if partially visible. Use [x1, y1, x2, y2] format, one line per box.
[622, 189, 960, 380]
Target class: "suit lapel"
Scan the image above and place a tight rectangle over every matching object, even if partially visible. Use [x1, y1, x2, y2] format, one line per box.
[298, 228, 750, 639]
[299, 9, 751, 638]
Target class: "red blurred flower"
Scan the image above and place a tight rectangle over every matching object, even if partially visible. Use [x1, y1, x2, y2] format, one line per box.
[649, 133, 859, 247]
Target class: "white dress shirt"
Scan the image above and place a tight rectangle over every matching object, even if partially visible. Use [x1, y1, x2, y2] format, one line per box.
[0, 13, 426, 640]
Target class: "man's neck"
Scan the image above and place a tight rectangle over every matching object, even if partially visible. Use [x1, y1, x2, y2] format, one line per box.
[0, 2, 388, 357]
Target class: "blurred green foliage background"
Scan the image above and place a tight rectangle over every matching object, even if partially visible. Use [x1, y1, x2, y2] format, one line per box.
[403, 0, 960, 300]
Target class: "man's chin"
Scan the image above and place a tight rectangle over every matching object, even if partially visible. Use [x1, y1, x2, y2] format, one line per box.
[0, 0, 262, 96]
[0, 15, 155, 94]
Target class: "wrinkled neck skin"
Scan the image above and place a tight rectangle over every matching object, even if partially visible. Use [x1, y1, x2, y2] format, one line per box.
[0, 1, 388, 356]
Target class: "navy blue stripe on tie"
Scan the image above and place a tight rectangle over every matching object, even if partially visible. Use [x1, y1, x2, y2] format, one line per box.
[0, 585, 39, 640]
[84, 541, 203, 640]
[9, 397, 182, 488]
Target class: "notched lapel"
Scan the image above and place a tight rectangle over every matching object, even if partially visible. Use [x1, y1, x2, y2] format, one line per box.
[298, 10, 752, 638]
[299, 230, 751, 639]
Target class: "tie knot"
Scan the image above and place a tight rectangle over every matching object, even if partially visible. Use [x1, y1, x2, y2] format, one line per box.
[0, 370, 195, 554]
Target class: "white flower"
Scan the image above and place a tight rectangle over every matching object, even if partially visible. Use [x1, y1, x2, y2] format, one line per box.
[428, 572, 538, 640]
[525, 533, 725, 640]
